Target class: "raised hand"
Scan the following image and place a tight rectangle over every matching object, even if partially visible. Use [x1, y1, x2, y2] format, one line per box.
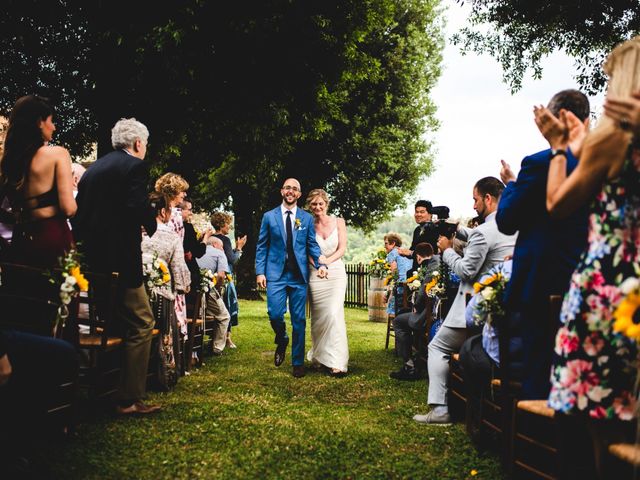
[500, 159, 516, 184]
[236, 235, 247, 250]
[604, 91, 640, 135]
[534, 105, 569, 150]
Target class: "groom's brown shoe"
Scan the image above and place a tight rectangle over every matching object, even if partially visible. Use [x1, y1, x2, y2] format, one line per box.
[274, 338, 289, 367]
[292, 365, 306, 378]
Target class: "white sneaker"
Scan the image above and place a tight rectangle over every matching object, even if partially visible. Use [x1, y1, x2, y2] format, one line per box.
[413, 410, 451, 425]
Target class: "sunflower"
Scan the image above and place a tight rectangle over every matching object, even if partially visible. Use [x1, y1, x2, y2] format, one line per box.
[613, 292, 640, 342]
[425, 277, 438, 293]
[70, 266, 89, 292]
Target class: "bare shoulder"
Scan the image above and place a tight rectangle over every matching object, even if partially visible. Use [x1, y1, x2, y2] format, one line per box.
[41, 145, 71, 162]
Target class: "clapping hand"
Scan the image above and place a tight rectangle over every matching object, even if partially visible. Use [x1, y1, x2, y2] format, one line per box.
[534, 105, 569, 150]
[236, 235, 247, 250]
[604, 91, 640, 135]
[500, 159, 516, 184]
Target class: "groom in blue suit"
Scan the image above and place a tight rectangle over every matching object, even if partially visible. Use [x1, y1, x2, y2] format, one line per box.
[255, 178, 327, 378]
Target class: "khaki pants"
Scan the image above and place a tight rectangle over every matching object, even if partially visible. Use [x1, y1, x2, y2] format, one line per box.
[205, 288, 230, 353]
[117, 285, 155, 403]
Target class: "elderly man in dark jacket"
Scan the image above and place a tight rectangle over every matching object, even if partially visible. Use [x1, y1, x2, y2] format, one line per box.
[73, 118, 160, 415]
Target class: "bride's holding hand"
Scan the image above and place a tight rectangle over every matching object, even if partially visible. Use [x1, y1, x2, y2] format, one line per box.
[306, 189, 349, 375]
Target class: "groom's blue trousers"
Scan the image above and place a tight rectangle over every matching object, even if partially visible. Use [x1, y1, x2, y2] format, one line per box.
[267, 269, 307, 366]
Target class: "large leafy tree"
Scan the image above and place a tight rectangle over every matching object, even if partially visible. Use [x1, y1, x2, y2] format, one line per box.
[453, 0, 640, 94]
[0, 0, 443, 293]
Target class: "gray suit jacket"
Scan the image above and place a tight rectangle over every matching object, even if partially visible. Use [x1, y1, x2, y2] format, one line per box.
[441, 212, 517, 328]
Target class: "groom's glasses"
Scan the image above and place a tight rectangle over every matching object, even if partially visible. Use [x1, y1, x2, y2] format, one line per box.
[282, 185, 300, 192]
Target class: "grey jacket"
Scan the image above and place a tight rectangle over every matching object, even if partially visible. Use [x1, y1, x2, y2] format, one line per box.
[442, 212, 516, 328]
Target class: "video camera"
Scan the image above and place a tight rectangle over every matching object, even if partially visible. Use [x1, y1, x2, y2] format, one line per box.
[425, 205, 457, 239]
[428, 205, 450, 220]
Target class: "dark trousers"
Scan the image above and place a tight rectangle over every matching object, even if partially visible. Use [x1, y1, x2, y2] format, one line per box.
[0, 330, 78, 462]
[517, 305, 553, 399]
[393, 312, 424, 368]
[459, 334, 495, 419]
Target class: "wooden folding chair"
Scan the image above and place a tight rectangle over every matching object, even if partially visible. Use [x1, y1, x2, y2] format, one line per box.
[185, 292, 204, 370]
[75, 270, 124, 401]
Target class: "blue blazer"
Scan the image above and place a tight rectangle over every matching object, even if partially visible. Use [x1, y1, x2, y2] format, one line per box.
[496, 148, 589, 308]
[255, 206, 322, 283]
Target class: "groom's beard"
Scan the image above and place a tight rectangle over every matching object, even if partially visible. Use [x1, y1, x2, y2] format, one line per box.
[282, 195, 297, 207]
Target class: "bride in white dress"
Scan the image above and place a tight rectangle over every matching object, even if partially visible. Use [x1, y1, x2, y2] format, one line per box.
[305, 189, 349, 375]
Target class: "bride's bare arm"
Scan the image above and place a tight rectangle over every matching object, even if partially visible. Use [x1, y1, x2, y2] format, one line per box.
[323, 218, 347, 264]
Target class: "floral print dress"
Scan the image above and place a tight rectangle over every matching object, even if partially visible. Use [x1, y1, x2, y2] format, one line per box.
[548, 146, 640, 420]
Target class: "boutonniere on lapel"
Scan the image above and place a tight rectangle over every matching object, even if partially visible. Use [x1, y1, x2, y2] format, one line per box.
[294, 218, 303, 230]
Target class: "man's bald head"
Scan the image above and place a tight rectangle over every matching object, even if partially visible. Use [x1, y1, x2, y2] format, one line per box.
[281, 178, 302, 207]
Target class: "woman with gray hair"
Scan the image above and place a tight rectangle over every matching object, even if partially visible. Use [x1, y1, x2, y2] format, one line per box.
[211, 210, 246, 349]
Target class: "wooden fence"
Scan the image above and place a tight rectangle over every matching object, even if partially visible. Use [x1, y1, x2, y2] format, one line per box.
[255, 263, 370, 308]
[344, 263, 369, 308]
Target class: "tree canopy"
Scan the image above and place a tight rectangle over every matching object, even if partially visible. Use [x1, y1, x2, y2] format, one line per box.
[452, 0, 640, 94]
[0, 0, 444, 290]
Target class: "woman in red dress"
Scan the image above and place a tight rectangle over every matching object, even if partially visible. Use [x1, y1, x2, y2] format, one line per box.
[0, 95, 76, 267]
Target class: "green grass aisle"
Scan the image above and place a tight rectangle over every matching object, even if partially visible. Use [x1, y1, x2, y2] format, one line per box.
[47, 300, 502, 479]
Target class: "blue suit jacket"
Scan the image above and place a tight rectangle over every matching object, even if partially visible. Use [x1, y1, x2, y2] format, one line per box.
[496, 148, 589, 308]
[255, 206, 322, 283]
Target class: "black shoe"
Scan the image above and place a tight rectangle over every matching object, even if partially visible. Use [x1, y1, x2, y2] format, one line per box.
[389, 368, 420, 381]
[292, 365, 306, 378]
[274, 338, 289, 367]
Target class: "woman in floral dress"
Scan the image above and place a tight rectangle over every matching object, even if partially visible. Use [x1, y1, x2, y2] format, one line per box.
[535, 36, 640, 477]
[155, 173, 190, 336]
[142, 192, 190, 389]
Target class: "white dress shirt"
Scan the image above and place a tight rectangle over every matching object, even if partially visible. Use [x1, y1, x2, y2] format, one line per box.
[280, 204, 297, 240]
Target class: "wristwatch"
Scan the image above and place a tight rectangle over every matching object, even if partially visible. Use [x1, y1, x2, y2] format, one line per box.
[319, 263, 328, 269]
[550, 148, 567, 159]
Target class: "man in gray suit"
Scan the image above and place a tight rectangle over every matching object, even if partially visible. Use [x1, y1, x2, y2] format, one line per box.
[414, 176, 516, 424]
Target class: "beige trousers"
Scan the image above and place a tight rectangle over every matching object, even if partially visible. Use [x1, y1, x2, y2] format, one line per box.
[205, 287, 230, 352]
[117, 285, 155, 403]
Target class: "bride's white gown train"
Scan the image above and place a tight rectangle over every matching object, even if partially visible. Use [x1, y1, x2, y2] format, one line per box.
[307, 226, 349, 372]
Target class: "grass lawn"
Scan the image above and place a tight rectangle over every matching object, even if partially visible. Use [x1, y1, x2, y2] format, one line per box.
[46, 300, 502, 479]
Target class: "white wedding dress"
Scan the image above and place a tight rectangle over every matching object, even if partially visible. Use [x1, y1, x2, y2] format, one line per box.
[307, 223, 349, 372]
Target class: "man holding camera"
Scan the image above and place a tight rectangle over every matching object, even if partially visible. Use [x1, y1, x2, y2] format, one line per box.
[413, 176, 516, 425]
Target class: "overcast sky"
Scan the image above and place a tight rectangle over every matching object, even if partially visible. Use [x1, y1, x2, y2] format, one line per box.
[409, 3, 604, 219]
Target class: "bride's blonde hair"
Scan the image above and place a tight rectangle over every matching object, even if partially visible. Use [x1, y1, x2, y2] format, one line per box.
[305, 188, 330, 210]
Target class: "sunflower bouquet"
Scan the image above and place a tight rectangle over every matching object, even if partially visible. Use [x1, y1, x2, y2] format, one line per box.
[142, 252, 171, 296]
[613, 277, 640, 342]
[472, 268, 508, 326]
[51, 249, 89, 336]
[368, 248, 391, 279]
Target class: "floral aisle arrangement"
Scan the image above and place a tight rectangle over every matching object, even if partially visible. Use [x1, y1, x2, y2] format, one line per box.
[142, 252, 171, 297]
[472, 267, 508, 326]
[368, 249, 391, 279]
[50, 249, 89, 337]
[199, 269, 216, 293]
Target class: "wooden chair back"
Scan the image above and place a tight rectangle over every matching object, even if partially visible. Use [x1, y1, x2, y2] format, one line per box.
[0, 262, 60, 337]
[76, 270, 121, 351]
